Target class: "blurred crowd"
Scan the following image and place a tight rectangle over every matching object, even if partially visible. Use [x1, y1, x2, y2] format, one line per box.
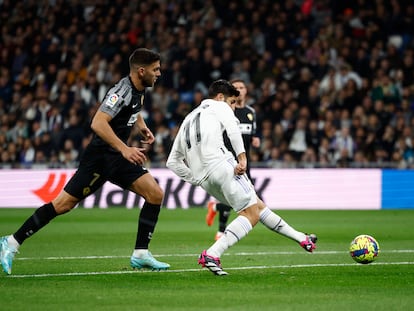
[1, 0, 414, 169]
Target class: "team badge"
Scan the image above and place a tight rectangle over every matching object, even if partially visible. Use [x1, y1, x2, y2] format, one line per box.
[105, 94, 119, 107]
[247, 113, 253, 121]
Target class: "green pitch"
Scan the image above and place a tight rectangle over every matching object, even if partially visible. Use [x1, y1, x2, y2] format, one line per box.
[0, 208, 413, 311]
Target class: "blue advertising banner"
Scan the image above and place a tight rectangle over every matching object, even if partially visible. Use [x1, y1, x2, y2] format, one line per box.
[382, 170, 414, 209]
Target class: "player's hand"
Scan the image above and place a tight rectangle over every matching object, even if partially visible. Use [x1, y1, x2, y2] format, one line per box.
[234, 161, 246, 175]
[140, 127, 155, 144]
[122, 146, 147, 165]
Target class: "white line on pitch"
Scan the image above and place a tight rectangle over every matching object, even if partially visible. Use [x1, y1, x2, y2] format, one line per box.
[6, 261, 414, 279]
[15, 249, 414, 261]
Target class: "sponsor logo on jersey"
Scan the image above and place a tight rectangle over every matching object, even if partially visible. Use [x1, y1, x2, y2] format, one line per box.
[239, 123, 252, 134]
[106, 94, 119, 107]
[127, 112, 139, 126]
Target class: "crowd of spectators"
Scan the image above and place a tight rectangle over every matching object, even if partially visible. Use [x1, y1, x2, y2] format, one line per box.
[1, 0, 414, 169]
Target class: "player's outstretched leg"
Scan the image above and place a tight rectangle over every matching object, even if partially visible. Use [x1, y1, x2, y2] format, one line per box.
[259, 206, 317, 252]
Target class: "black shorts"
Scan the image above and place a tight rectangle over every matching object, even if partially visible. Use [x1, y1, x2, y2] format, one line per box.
[64, 146, 148, 200]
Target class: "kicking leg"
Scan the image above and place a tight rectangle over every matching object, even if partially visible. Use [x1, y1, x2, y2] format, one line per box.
[259, 205, 317, 252]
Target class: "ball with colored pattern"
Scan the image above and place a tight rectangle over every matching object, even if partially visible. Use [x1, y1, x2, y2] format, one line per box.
[349, 234, 380, 264]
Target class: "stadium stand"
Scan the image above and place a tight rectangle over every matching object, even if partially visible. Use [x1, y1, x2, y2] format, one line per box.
[0, 0, 414, 169]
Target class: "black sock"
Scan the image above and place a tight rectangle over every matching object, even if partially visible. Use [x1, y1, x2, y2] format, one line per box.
[216, 203, 232, 232]
[134, 202, 161, 249]
[13, 203, 58, 244]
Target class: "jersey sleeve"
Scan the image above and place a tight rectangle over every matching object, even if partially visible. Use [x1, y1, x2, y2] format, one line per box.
[99, 92, 124, 118]
[216, 104, 245, 157]
[166, 125, 198, 185]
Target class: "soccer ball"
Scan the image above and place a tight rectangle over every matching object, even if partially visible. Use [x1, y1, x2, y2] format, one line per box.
[349, 234, 380, 264]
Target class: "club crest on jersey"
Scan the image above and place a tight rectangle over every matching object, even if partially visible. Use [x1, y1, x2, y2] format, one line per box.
[106, 94, 119, 107]
[247, 113, 253, 121]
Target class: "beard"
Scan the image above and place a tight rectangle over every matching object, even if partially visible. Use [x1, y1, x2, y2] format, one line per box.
[142, 75, 155, 88]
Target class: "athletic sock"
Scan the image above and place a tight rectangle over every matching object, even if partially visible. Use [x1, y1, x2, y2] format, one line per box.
[134, 202, 161, 249]
[217, 203, 232, 232]
[259, 206, 306, 242]
[7, 235, 20, 250]
[207, 215, 252, 258]
[13, 203, 58, 245]
[132, 249, 149, 258]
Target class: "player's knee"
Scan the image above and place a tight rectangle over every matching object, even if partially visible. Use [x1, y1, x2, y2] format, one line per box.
[256, 197, 265, 207]
[249, 212, 260, 226]
[146, 186, 164, 204]
[239, 206, 260, 226]
[52, 192, 79, 215]
[256, 199, 266, 211]
[245, 213, 260, 226]
[154, 189, 164, 204]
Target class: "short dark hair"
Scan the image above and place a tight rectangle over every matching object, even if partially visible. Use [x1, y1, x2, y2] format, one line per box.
[129, 48, 160, 69]
[230, 78, 246, 85]
[208, 79, 240, 98]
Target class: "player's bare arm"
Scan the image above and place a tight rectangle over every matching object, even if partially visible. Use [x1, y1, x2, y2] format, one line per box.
[91, 110, 147, 165]
[136, 113, 155, 145]
[235, 152, 247, 175]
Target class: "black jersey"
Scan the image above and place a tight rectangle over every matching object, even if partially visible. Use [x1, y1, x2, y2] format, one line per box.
[65, 76, 149, 198]
[89, 76, 145, 150]
[224, 105, 257, 158]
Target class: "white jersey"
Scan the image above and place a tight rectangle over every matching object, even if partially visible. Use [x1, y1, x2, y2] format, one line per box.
[167, 99, 245, 185]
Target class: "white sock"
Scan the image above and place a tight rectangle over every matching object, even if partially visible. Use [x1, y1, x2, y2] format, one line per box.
[132, 249, 148, 257]
[207, 215, 252, 258]
[7, 235, 20, 250]
[259, 207, 306, 242]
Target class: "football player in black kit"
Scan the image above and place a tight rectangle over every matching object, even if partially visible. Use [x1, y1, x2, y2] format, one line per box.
[205, 79, 261, 240]
[0, 48, 170, 275]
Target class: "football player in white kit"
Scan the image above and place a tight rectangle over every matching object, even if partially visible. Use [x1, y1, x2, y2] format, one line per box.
[167, 79, 317, 276]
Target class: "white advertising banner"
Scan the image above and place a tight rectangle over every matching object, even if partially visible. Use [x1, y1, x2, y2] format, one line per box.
[0, 168, 381, 210]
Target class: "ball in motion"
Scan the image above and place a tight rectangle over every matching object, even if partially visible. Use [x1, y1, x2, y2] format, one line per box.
[349, 234, 380, 264]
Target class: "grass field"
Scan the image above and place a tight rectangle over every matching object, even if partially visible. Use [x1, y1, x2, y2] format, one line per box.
[0, 207, 413, 311]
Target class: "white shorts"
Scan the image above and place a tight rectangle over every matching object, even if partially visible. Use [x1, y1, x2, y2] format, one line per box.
[200, 159, 257, 212]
